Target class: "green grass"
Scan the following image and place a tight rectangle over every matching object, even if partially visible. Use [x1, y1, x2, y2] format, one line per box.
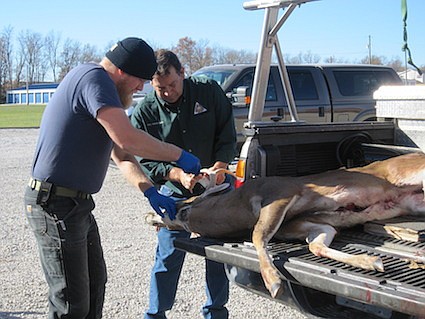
[0, 104, 45, 128]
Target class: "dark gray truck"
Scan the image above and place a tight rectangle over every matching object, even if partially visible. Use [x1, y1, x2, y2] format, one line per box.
[193, 63, 402, 145]
[175, 1, 425, 318]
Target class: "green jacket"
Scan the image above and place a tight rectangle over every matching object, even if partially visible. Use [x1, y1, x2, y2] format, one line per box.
[130, 76, 237, 197]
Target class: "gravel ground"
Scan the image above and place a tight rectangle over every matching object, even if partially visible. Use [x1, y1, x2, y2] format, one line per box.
[0, 128, 307, 319]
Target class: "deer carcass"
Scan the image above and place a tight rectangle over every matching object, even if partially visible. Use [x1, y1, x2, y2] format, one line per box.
[145, 152, 425, 298]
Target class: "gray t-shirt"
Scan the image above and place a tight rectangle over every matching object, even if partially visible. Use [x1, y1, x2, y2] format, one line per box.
[32, 63, 122, 194]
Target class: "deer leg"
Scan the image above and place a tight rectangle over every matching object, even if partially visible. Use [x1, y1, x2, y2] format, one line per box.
[306, 223, 384, 272]
[252, 195, 299, 298]
[144, 212, 164, 227]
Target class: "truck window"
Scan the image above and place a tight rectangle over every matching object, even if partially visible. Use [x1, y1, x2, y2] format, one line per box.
[288, 70, 319, 100]
[234, 71, 278, 101]
[333, 70, 397, 97]
[195, 70, 235, 86]
[233, 69, 317, 102]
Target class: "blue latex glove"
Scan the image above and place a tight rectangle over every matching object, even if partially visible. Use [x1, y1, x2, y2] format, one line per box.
[176, 150, 201, 175]
[144, 186, 177, 220]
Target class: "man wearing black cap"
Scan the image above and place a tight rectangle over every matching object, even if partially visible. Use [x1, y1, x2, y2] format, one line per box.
[24, 37, 201, 319]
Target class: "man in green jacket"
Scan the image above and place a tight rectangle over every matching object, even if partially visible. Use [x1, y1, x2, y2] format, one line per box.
[131, 49, 237, 319]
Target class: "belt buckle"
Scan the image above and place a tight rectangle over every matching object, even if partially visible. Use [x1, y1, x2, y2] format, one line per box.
[29, 178, 41, 190]
[76, 190, 90, 200]
[77, 191, 87, 199]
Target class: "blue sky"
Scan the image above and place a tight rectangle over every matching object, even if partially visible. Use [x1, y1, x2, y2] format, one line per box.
[3, 0, 424, 66]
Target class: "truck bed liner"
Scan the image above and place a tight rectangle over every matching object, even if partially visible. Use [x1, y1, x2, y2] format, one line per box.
[175, 221, 425, 317]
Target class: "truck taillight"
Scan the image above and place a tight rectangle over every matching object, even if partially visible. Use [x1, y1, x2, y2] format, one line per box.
[235, 159, 246, 188]
[245, 96, 251, 106]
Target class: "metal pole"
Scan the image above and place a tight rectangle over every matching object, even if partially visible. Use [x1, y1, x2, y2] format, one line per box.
[274, 36, 299, 121]
[404, 49, 408, 85]
[26, 63, 29, 105]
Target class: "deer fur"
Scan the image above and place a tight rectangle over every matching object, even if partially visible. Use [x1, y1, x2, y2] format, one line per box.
[145, 152, 425, 299]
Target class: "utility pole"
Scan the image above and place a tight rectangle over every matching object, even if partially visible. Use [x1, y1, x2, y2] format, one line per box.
[367, 35, 372, 64]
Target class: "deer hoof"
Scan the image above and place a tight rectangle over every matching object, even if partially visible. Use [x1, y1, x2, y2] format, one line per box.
[144, 212, 164, 227]
[270, 281, 284, 299]
[373, 257, 385, 272]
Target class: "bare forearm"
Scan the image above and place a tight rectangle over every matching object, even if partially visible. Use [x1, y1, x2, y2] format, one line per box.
[97, 107, 182, 162]
[111, 147, 153, 193]
[124, 129, 182, 162]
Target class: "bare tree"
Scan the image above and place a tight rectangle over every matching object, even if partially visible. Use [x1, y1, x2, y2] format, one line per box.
[360, 54, 387, 65]
[286, 52, 303, 64]
[387, 57, 405, 72]
[0, 26, 14, 102]
[213, 47, 256, 64]
[173, 37, 196, 74]
[58, 38, 82, 80]
[323, 55, 349, 63]
[212, 47, 229, 64]
[285, 51, 321, 64]
[173, 37, 214, 74]
[80, 43, 101, 64]
[17, 30, 46, 83]
[302, 50, 321, 64]
[173, 37, 257, 74]
[2, 25, 419, 103]
[45, 31, 61, 82]
[191, 39, 213, 73]
[14, 45, 26, 86]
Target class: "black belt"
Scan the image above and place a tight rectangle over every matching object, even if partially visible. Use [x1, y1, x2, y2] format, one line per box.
[28, 178, 91, 200]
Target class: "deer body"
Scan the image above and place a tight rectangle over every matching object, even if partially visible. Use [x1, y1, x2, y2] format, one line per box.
[146, 152, 425, 298]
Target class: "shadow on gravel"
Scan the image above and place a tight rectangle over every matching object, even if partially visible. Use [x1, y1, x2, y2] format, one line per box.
[0, 311, 44, 319]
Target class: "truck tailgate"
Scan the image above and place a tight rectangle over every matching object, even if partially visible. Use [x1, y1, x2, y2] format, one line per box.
[175, 222, 425, 317]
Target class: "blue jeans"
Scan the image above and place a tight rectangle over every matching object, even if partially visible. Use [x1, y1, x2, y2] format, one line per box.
[24, 186, 107, 319]
[145, 228, 229, 319]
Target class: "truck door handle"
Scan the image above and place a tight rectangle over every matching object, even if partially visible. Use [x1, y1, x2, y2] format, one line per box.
[318, 106, 325, 117]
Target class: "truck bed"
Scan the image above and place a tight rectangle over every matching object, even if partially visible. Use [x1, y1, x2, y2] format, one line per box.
[175, 218, 425, 318]
[173, 122, 425, 318]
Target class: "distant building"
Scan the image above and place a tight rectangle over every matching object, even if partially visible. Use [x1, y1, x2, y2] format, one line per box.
[397, 69, 425, 85]
[6, 83, 58, 104]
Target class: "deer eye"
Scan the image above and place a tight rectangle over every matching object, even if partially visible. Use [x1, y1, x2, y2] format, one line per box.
[177, 205, 191, 221]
